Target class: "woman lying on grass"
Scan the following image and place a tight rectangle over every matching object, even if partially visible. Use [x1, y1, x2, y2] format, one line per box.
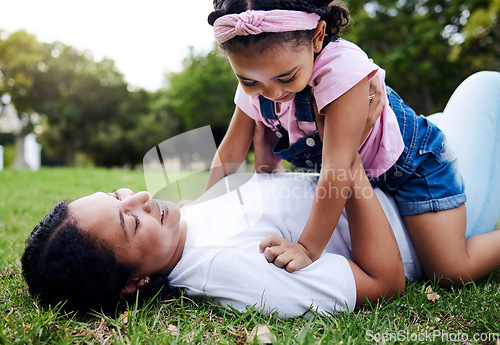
[22, 72, 500, 317]
[21, 157, 406, 317]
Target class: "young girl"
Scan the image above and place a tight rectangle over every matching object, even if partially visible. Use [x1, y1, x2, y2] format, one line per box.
[205, 0, 500, 284]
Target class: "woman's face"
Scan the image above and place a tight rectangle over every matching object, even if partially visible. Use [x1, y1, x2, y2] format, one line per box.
[227, 41, 318, 103]
[69, 188, 186, 278]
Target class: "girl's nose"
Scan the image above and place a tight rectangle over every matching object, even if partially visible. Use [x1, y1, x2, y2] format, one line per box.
[124, 191, 152, 212]
[261, 85, 281, 100]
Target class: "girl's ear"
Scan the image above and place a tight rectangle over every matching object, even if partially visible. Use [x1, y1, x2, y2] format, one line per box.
[313, 21, 327, 54]
[119, 277, 150, 299]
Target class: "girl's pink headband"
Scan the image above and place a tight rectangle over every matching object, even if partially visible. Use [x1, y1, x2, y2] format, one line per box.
[213, 10, 321, 44]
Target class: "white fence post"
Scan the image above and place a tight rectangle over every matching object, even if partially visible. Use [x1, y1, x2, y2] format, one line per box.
[0, 145, 3, 171]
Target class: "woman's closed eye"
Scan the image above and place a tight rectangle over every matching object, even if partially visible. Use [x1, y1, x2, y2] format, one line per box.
[131, 214, 140, 232]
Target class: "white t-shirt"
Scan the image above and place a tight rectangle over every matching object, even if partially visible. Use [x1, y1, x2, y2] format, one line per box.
[168, 173, 422, 318]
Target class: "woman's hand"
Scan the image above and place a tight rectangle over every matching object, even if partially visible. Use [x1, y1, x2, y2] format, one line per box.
[253, 122, 283, 173]
[316, 74, 385, 146]
[259, 235, 313, 273]
[360, 74, 386, 144]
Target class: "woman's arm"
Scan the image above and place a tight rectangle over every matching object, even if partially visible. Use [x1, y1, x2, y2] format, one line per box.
[205, 106, 255, 191]
[346, 155, 405, 307]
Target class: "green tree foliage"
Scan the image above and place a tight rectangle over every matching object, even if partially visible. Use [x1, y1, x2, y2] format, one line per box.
[161, 48, 238, 144]
[450, 0, 500, 72]
[121, 89, 182, 166]
[343, 0, 495, 114]
[2, 0, 497, 167]
[27, 41, 129, 165]
[0, 30, 43, 112]
[0, 30, 181, 167]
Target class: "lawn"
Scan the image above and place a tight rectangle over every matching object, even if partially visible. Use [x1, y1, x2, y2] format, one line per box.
[1, 168, 499, 344]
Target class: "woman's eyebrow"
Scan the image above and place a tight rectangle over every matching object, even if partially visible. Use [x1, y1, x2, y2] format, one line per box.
[97, 191, 128, 236]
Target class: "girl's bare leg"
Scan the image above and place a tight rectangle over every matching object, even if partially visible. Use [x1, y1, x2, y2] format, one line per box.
[405, 206, 500, 285]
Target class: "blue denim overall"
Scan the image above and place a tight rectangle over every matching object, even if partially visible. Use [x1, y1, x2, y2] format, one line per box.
[259, 86, 323, 173]
[369, 87, 466, 216]
[260, 85, 466, 216]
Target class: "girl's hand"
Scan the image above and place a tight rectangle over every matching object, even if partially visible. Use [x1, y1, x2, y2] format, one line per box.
[259, 235, 313, 273]
[253, 122, 283, 173]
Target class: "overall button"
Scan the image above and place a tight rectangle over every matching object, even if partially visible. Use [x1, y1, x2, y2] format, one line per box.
[394, 170, 403, 178]
[276, 131, 283, 138]
[305, 160, 314, 167]
[306, 138, 315, 147]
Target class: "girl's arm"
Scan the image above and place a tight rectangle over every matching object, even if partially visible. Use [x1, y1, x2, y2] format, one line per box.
[260, 77, 371, 271]
[299, 77, 370, 258]
[254, 75, 386, 175]
[205, 106, 255, 191]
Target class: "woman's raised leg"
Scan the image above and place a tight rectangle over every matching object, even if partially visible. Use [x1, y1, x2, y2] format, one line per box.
[438, 71, 500, 237]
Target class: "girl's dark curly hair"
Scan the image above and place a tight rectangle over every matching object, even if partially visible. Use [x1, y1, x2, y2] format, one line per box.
[21, 201, 178, 315]
[208, 0, 349, 53]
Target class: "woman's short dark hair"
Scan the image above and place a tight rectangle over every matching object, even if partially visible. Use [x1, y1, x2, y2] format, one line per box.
[21, 201, 178, 314]
[208, 0, 349, 54]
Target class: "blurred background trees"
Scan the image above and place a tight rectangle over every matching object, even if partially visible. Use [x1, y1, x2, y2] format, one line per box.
[344, 0, 498, 114]
[0, 0, 498, 167]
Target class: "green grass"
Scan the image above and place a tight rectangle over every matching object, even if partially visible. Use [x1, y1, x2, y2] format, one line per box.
[1, 168, 499, 344]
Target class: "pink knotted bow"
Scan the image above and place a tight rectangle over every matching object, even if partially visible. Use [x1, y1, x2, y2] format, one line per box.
[214, 10, 321, 44]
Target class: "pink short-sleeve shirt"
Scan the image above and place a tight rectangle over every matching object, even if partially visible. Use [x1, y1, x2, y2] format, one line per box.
[235, 40, 404, 177]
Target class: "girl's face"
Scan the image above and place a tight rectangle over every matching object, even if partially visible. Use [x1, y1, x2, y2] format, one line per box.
[69, 188, 186, 278]
[227, 42, 318, 102]
[226, 23, 325, 103]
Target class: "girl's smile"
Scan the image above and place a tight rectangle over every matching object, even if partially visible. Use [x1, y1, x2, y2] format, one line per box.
[227, 41, 317, 102]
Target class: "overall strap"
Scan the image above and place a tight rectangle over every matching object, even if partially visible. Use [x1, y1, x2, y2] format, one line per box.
[294, 85, 315, 122]
[258, 85, 316, 122]
[259, 95, 277, 120]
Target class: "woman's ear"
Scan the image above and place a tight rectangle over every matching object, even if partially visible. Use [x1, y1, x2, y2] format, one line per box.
[119, 277, 150, 299]
[313, 21, 327, 54]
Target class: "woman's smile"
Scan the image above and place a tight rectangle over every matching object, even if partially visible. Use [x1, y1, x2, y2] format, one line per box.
[69, 189, 186, 277]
